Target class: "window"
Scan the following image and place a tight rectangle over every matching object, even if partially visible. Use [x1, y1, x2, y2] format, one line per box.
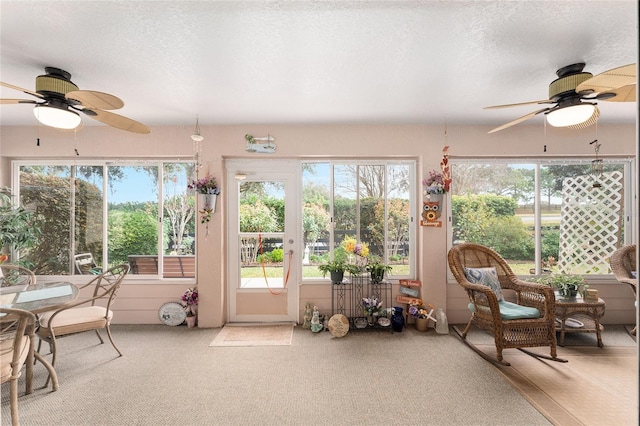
[14, 161, 196, 278]
[449, 159, 633, 277]
[302, 161, 415, 280]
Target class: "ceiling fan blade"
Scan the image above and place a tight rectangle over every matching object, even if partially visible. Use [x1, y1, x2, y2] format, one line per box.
[82, 109, 149, 134]
[0, 98, 39, 104]
[594, 83, 636, 102]
[488, 107, 550, 134]
[66, 90, 124, 110]
[484, 99, 555, 110]
[1, 81, 45, 100]
[575, 63, 636, 100]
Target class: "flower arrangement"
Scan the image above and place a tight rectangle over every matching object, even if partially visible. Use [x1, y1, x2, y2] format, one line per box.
[422, 170, 447, 195]
[408, 299, 432, 319]
[342, 236, 369, 258]
[181, 287, 198, 316]
[362, 296, 382, 316]
[188, 175, 220, 195]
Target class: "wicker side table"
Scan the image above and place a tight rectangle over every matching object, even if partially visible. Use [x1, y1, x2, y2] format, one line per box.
[555, 296, 606, 347]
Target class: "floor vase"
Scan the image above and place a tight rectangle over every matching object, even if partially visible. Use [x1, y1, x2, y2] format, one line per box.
[391, 307, 404, 332]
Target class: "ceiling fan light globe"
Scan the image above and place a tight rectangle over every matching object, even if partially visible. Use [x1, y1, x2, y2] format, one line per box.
[546, 104, 596, 127]
[191, 134, 204, 142]
[33, 104, 81, 129]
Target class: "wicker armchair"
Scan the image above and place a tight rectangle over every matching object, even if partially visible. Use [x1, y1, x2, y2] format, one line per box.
[448, 243, 566, 366]
[610, 244, 637, 335]
[36, 264, 130, 383]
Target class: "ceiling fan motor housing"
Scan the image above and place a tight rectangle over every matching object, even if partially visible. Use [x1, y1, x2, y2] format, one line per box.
[548, 72, 592, 101]
[35, 68, 79, 100]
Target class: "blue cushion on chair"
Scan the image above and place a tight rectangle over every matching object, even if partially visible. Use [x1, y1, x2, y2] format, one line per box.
[464, 267, 504, 301]
[467, 301, 540, 320]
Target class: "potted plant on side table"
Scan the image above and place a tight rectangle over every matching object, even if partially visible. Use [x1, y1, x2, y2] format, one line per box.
[530, 274, 589, 299]
[318, 260, 360, 284]
[365, 260, 392, 284]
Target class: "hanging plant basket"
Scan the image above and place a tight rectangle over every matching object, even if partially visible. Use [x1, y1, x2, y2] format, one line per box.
[202, 193, 217, 213]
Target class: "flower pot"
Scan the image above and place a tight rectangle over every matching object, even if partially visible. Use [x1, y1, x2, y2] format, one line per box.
[370, 270, 385, 284]
[330, 271, 344, 284]
[186, 315, 197, 328]
[427, 193, 443, 206]
[202, 194, 217, 212]
[415, 317, 429, 332]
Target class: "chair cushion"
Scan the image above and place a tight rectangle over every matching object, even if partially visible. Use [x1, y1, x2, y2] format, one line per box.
[0, 334, 30, 383]
[464, 267, 504, 301]
[467, 300, 540, 320]
[39, 306, 113, 329]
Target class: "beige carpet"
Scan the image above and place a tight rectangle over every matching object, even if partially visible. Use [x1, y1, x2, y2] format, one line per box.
[478, 344, 638, 426]
[209, 323, 294, 347]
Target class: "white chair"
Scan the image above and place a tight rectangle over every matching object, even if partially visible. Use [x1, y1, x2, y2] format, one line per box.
[74, 253, 102, 275]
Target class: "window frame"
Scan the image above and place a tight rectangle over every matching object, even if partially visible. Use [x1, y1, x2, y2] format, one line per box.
[446, 156, 635, 283]
[301, 159, 417, 283]
[12, 159, 197, 283]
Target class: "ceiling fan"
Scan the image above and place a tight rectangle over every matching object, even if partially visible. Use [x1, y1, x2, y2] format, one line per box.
[0, 67, 150, 134]
[485, 62, 636, 134]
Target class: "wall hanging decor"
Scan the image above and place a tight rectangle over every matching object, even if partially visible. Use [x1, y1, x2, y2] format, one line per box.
[188, 174, 220, 236]
[421, 146, 451, 227]
[245, 134, 277, 153]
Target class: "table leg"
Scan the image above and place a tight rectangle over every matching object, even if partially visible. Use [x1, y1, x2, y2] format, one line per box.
[558, 319, 566, 346]
[33, 351, 59, 391]
[25, 335, 34, 394]
[595, 318, 603, 347]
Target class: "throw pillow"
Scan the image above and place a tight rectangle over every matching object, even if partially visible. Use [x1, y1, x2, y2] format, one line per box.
[464, 267, 504, 301]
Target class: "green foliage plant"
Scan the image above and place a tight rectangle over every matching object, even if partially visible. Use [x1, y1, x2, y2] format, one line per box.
[318, 260, 360, 276]
[0, 187, 41, 263]
[365, 261, 392, 283]
[529, 274, 589, 299]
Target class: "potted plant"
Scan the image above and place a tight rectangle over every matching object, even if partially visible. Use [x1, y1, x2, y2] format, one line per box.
[530, 274, 589, 299]
[181, 287, 198, 328]
[366, 261, 392, 284]
[408, 299, 434, 332]
[318, 260, 359, 284]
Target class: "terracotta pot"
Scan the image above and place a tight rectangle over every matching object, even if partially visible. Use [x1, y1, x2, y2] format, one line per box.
[415, 317, 429, 332]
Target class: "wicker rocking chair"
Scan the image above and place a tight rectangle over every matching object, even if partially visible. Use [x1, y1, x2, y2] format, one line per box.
[448, 243, 566, 366]
[610, 244, 637, 335]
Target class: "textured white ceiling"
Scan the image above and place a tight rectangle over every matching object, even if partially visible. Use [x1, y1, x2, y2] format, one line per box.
[0, 1, 638, 132]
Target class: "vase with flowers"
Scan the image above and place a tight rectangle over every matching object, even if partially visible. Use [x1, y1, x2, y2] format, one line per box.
[188, 175, 220, 233]
[181, 287, 198, 328]
[342, 236, 370, 272]
[422, 169, 448, 199]
[408, 299, 433, 331]
[362, 296, 383, 325]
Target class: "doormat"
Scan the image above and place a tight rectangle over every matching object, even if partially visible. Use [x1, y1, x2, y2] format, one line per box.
[484, 345, 638, 426]
[209, 323, 294, 347]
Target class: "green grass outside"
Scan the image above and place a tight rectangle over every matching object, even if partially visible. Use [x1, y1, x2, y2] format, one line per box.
[242, 263, 545, 278]
[241, 264, 411, 278]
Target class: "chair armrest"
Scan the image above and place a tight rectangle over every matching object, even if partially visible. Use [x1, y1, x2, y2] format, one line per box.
[511, 278, 556, 319]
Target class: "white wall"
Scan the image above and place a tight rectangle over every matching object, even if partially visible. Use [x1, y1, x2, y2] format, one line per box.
[1, 122, 637, 327]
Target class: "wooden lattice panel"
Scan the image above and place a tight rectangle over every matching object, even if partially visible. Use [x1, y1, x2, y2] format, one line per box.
[557, 171, 623, 274]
